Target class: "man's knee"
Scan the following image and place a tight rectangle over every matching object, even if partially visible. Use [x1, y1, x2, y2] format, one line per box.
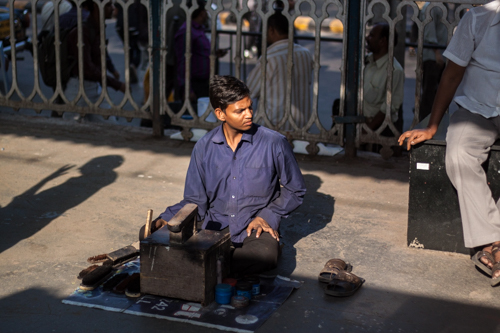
[243, 233, 279, 267]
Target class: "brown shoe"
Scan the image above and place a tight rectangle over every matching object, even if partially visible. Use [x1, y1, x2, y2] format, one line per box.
[318, 259, 352, 283]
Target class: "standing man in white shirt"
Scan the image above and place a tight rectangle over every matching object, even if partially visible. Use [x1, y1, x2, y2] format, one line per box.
[363, 23, 405, 131]
[399, 1, 500, 286]
[246, 11, 313, 130]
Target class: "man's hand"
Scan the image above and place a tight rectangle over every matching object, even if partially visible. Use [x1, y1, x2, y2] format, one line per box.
[398, 128, 436, 150]
[216, 48, 229, 58]
[246, 217, 279, 241]
[153, 218, 168, 232]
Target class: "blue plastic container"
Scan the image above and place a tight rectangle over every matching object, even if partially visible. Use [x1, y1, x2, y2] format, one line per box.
[236, 281, 252, 300]
[215, 283, 232, 305]
[245, 276, 260, 296]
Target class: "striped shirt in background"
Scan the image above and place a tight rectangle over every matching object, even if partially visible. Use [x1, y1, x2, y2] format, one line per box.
[246, 39, 313, 130]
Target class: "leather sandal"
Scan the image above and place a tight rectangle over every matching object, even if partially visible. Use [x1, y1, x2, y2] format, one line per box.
[325, 271, 365, 297]
[491, 246, 500, 287]
[318, 259, 352, 283]
[471, 251, 493, 276]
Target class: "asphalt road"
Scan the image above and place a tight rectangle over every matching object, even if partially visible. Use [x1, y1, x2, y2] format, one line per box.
[1, 113, 500, 333]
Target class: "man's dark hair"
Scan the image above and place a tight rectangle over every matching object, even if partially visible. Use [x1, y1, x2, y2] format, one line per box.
[82, 0, 95, 11]
[190, 0, 206, 20]
[268, 12, 289, 37]
[209, 75, 250, 111]
[378, 23, 398, 47]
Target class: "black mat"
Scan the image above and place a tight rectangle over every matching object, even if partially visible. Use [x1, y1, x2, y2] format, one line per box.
[63, 259, 300, 333]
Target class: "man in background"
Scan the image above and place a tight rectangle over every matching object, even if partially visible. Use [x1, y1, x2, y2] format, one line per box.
[363, 23, 404, 131]
[246, 12, 312, 129]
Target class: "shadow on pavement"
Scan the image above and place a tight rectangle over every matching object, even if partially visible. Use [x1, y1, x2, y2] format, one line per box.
[0, 155, 124, 254]
[0, 280, 498, 333]
[0, 113, 410, 182]
[279, 174, 334, 276]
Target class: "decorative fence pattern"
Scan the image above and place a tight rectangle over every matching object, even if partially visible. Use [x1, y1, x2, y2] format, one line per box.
[0, 0, 488, 157]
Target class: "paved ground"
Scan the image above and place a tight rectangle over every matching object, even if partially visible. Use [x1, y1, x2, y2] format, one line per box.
[1, 113, 499, 333]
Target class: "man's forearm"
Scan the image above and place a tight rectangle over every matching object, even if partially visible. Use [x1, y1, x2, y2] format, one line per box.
[427, 61, 466, 133]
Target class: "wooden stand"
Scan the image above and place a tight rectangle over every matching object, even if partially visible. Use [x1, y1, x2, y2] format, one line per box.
[140, 204, 231, 306]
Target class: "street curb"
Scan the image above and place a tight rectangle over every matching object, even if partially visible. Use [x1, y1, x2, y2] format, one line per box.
[218, 12, 343, 34]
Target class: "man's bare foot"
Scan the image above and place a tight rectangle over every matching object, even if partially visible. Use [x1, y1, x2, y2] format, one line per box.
[480, 244, 495, 268]
[491, 242, 500, 281]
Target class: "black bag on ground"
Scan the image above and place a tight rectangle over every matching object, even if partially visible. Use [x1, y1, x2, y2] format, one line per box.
[37, 28, 76, 89]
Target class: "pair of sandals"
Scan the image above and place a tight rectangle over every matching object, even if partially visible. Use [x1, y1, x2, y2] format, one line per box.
[318, 259, 365, 297]
[472, 245, 500, 287]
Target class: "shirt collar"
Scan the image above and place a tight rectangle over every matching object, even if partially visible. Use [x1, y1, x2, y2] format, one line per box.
[374, 53, 390, 69]
[366, 52, 389, 68]
[211, 124, 256, 145]
[268, 39, 289, 50]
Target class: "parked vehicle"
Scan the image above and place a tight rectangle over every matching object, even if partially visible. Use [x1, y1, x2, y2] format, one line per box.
[0, 0, 48, 60]
[0, 6, 31, 61]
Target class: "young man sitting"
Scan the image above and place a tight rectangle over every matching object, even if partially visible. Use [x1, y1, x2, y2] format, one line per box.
[142, 75, 306, 277]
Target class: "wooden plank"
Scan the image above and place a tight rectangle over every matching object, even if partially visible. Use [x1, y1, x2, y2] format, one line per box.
[167, 203, 198, 232]
[107, 245, 138, 264]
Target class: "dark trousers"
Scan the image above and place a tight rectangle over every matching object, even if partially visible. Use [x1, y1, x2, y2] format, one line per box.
[230, 231, 279, 277]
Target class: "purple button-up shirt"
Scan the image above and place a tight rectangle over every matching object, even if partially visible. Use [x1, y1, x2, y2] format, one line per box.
[174, 21, 211, 88]
[159, 124, 306, 243]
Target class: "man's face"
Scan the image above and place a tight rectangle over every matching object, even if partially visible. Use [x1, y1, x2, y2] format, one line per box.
[366, 25, 382, 53]
[216, 96, 253, 132]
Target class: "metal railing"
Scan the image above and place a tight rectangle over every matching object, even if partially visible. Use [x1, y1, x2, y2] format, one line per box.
[0, 0, 490, 158]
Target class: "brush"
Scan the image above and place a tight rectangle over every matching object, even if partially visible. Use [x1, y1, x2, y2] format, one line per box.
[87, 254, 108, 264]
[77, 264, 99, 279]
[80, 265, 113, 291]
[102, 273, 129, 292]
[86, 240, 140, 267]
[124, 273, 141, 298]
[106, 242, 140, 265]
[112, 273, 135, 294]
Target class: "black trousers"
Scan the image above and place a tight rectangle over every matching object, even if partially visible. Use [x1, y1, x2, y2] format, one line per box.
[230, 231, 279, 277]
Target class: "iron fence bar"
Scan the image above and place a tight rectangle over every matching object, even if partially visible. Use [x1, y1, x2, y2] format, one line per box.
[151, 0, 163, 137]
[344, 0, 363, 157]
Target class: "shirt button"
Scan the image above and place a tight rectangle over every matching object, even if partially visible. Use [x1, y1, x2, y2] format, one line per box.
[232, 195, 235, 199]
[231, 214, 235, 217]
[233, 177, 236, 179]
[233, 156, 236, 160]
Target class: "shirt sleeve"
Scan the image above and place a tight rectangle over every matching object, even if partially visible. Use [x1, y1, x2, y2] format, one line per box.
[159, 143, 209, 222]
[442, 10, 474, 67]
[257, 137, 306, 230]
[246, 59, 261, 99]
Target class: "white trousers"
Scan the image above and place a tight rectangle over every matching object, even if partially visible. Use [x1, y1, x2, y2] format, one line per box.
[446, 107, 500, 248]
